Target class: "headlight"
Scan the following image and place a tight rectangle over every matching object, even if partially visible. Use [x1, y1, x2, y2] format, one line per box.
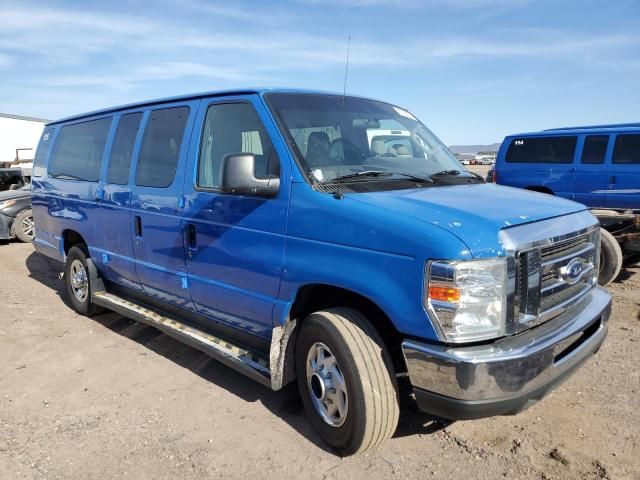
[0, 199, 16, 210]
[426, 258, 507, 343]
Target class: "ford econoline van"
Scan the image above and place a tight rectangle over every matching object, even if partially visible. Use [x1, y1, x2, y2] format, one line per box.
[32, 89, 611, 455]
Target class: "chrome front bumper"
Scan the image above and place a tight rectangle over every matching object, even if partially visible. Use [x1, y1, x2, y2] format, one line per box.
[403, 287, 611, 419]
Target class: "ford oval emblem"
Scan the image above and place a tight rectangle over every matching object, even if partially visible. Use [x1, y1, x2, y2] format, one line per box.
[559, 258, 585, 285]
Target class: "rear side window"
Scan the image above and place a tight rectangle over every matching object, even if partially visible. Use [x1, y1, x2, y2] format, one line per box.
[33, 126, 55, 177]
[612, 134, 640, 164]
[506, 136, 577, 164]
[581, 135, 608, 164]
[49, 117, 112, 181]
[135, 107, 189, 188]
[107, 112, 142, 185]
[197, 102, 277, 189]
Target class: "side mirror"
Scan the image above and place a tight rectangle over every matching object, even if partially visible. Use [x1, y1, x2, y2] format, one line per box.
[220, 153, 280, 197]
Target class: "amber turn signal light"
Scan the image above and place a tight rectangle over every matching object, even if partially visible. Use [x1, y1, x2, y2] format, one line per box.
[428, 285, 460, 303]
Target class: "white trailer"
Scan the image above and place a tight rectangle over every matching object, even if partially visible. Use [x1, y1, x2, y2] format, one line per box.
[0, 113, 49, 177]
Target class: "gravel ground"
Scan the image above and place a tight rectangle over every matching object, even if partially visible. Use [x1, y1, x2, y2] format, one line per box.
[0, 241, 638, 480]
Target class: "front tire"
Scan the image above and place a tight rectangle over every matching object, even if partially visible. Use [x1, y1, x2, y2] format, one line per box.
[64, 246, 102, 316]
[598, 228, 623, 286]
[295, 308, 399, 456]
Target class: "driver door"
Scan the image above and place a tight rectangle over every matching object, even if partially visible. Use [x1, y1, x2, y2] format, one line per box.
[182, 95, 290, 339]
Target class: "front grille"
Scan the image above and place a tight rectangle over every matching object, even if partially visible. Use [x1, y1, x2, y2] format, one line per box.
[516, 229, 598, 329]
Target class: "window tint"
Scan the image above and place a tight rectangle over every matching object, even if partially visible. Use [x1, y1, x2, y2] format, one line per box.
[33, 126, 55, 177]
[48, 118, 112, 181]
[506, 136, 577, 164]
[198, 102, 278, 189]
[107, 112, 142, 185]
[135, 107, 189, 187]
[581, 135, 608, 164]
[612, 134, 640, 164]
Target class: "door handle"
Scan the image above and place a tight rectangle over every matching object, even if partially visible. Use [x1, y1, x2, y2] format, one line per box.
[609, 175, 616, 185]
[186, 223, 197, 251]
[134, 215, 142, 237]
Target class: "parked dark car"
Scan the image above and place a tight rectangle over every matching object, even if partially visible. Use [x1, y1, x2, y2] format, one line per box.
[0, 168, 26, 192]
[0, 185, 33, 242]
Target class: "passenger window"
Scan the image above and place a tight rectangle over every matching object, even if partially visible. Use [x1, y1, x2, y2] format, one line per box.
[107, 112, 142, 185]
[135, 107, 189, 188]
[581, 135, 608, 164]
[506, 136, 577, 164]
[197, 102, 278, 189]
[612, 134, 640, 164]
[48, 117, 112, 181]
[33, 126, 55, 177]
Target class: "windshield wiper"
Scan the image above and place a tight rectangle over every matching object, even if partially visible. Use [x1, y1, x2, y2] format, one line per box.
[430, 169, 462, 177]
[325, 170, 392, 183]
[326, 170, 433, 184]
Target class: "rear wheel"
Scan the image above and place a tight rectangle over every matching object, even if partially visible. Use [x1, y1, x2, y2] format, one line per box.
[295, 308, 399, 456]
[598, 228, 623, 286]
[12, 209, 34, 243]
[64, 246, 103, 316]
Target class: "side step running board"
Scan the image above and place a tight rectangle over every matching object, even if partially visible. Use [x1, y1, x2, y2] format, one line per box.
[92, 291, 272, 388]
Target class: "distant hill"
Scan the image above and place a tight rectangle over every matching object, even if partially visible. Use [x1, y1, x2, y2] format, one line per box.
[448, 143, 502, 155]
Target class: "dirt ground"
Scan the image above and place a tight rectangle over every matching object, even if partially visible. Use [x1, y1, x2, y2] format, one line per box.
[1, 240, 638, 480]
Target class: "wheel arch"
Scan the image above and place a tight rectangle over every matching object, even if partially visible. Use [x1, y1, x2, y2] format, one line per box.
[271, 283, 406, 390]
[61, 229, 88, 256]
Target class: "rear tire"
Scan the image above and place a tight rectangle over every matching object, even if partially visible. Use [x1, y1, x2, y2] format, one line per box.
[295, 308, 399, 456]
[64, 245, 103, 316]
[12, 209, 34, 243]
[598, 228, 623, 286]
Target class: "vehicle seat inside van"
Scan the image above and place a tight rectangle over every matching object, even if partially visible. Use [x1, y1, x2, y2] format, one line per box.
[306, 131, 330, 167]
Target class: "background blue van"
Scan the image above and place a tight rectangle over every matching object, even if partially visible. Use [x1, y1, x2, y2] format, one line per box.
[495, 123, 640, 210]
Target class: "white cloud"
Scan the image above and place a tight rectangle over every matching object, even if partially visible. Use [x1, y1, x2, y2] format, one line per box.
[0, 52, 14, 68]
[0, 2, 638, 120]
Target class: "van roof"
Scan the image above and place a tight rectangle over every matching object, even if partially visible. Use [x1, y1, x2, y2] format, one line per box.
[46, 88, 385, 126]
[508, 122, 640, 138]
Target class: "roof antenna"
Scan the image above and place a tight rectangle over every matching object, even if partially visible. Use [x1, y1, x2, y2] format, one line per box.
[335, 35, 351, 200]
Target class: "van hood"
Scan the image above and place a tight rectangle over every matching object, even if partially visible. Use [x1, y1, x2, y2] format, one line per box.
[345, 183, 587, 257]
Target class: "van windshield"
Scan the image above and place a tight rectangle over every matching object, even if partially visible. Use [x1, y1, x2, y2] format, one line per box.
[266, 93, 468, 184]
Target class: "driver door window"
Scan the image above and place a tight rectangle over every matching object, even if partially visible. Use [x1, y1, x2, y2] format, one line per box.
[198, 102, 278, 189]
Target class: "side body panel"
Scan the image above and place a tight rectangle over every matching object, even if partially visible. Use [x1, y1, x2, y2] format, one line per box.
[129, 100, 200, 309]
[495, 136, 575, 200]
[181, 94, 291, 339]
[32, 116, 114, 262]
[605, 132, 640, 209]
[94, 110, 146, 291]
[276, 182, 472, 341]
[572, 134, 610, 207]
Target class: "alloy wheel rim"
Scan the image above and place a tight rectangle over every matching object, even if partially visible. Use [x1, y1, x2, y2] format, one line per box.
[306, 342, 348, 427]
[70, 259, 89, 302]
[21, 216, 34, 238]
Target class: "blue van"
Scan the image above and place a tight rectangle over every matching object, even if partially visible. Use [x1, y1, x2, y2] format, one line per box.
[496, 124, 640, 285]
[32, 89, 611, 455]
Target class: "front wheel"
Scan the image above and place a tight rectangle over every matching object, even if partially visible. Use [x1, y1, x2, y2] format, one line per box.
[295, 308, 399, 456]
[598, 228, 623, 286]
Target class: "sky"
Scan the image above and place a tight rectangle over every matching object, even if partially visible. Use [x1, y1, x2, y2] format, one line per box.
[0, 0, 639, 145]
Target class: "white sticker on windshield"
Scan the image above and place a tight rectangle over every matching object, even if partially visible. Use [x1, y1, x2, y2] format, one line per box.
[312, 169, 324, 181]
[393, 106, 417, 121]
